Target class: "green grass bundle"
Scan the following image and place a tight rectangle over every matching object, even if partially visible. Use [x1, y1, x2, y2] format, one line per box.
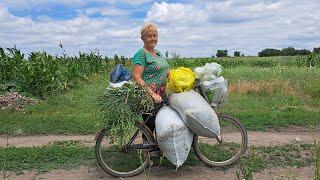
[99, 82, 153, 144]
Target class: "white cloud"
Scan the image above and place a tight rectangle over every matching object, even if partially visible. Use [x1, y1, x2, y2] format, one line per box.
[146, 2, 208, 25]
[84, 7, 129, 16]
[0, 0, 319, 57]
[0, 4, 141, 56]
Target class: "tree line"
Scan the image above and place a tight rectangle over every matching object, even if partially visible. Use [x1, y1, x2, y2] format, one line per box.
[211, 47, 320, 57]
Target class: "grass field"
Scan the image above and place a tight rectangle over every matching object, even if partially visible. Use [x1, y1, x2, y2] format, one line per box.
[0, 140, 314, 174]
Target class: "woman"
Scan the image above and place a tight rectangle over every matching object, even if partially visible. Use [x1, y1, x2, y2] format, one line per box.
[132, 23, 170, 133]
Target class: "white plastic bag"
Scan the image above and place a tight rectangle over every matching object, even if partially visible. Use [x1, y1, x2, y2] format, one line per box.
[169, 90, 220, 138]
[155, 106, 194, 168]
[202, 77, 228, 107]
[109, 81, 130, 88]
[194, 62, 222, 82]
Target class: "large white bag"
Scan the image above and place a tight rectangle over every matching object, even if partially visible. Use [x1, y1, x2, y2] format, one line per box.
[194, 62, 222, 81]
[169, 90, 220, 138]
[202, 76, 228, 107]
[155, 106, 194, 168]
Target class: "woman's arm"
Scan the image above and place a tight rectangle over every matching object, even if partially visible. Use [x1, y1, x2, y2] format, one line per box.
[132, 64, 162, 103]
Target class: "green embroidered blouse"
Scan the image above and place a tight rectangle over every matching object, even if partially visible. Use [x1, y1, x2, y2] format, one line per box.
[132, 48, 170, 96]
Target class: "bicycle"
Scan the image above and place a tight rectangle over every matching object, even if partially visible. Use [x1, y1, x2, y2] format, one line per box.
[95, 79, 248, 177]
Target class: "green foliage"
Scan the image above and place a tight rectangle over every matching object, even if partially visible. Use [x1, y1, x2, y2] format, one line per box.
[0, 141, 94, 173]
[234, 51, 241, 57]
[0, 46, 109, 98]
[0, 140, 314, 174]
[314, 47, 320, 54]
[216, 49, 228, 57]
[168, 56, 311, 69]
[258, 47, 311, 57]
[0, 72, 108, 135]
[236, 151, 266, 180]
[114, 54, 120, 64]
[99, 82, 153, 143]
[307, 53, 320, 67]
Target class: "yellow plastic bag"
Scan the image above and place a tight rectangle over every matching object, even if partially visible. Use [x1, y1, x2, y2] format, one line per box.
[167, 67, 195, 93]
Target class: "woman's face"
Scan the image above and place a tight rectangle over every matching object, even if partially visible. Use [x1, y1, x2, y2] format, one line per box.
[142, 30, 158, 49]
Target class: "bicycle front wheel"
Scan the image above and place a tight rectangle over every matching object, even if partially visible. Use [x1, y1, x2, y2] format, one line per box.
[95, 122, 155, 177]
[193, 115, 248, 167]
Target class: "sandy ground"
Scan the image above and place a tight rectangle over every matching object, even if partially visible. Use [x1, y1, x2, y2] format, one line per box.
[1, 165, 315, 180]
[1, 127, 318, 180]
[1, 130, 318, 148]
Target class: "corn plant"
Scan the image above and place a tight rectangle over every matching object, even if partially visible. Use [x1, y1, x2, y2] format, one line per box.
[0, 46, 109, 98]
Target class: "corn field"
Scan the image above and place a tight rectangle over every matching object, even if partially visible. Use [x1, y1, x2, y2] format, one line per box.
[168, 55, 319, 68]
[0, 47, 114, 98]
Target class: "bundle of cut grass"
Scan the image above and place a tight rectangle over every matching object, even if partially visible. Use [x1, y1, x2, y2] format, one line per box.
[99, 82, 154, 144]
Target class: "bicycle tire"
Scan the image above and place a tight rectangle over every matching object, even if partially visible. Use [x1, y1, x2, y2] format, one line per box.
[95, 122, 155, 177]
[193, 114, 248, 167]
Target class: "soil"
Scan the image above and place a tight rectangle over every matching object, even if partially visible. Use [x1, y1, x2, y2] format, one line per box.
[1, 129, 318, 148]
[1, 165, 315, 180]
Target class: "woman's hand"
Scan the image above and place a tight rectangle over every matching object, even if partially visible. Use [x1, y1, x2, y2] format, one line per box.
[151, 92, 162, 103]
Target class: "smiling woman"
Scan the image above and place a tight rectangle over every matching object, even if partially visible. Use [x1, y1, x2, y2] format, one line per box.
[132, 23, 170, 134]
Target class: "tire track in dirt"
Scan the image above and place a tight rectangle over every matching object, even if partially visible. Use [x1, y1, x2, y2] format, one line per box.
[0, 130, 318, 148]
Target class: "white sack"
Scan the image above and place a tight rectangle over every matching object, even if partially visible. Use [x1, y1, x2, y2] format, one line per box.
[155, 106, 194, 168]
[169, 90, 220, 138]
[194, 62, 222, 82]
[202, 77, 228, 107]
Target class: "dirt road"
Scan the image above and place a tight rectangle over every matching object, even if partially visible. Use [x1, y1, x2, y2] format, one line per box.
[1, 130, 318, 148]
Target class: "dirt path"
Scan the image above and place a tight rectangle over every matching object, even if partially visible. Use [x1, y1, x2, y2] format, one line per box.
[1, 165, 315, 180]
[0, 130, 319, 148]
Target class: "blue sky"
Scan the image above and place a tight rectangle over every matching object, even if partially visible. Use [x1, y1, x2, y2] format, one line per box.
[0, 0, 319, 57]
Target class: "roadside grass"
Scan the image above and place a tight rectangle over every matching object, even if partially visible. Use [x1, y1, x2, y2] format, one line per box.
[0, 141, 94, 174]
[0, 72, 108, 135]
[0, 66, 319, 135]
[0, 141, 314, 174]
[217, 93, 320, 130]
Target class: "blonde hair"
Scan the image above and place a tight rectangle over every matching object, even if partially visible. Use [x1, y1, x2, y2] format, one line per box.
[140, 23, 157, 38]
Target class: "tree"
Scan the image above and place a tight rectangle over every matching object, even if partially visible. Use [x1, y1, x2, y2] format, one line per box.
[281, 47, 296, 56]
[258, 48, 281, 57]
[114, 54, 120, 64]
[165, 50, 169, 58]
[234, 51, 241, 57]
[296, 49, 311, 55]
[314, 47, 320, 54]
[216, 49, 228, 57]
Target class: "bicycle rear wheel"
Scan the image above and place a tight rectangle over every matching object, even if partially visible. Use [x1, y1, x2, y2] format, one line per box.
[95, 122, 155, 177]
[193, 115, 248, 167]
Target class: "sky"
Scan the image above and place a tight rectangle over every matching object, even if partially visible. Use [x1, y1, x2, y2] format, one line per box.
[0, 0, 319, 57]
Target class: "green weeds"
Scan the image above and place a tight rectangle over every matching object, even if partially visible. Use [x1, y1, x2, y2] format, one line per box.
[0, 142, 314, 175]
[0, 141, 94, 174]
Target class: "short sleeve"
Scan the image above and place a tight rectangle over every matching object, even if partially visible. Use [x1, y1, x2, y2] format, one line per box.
[132, 50, 146, 67]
